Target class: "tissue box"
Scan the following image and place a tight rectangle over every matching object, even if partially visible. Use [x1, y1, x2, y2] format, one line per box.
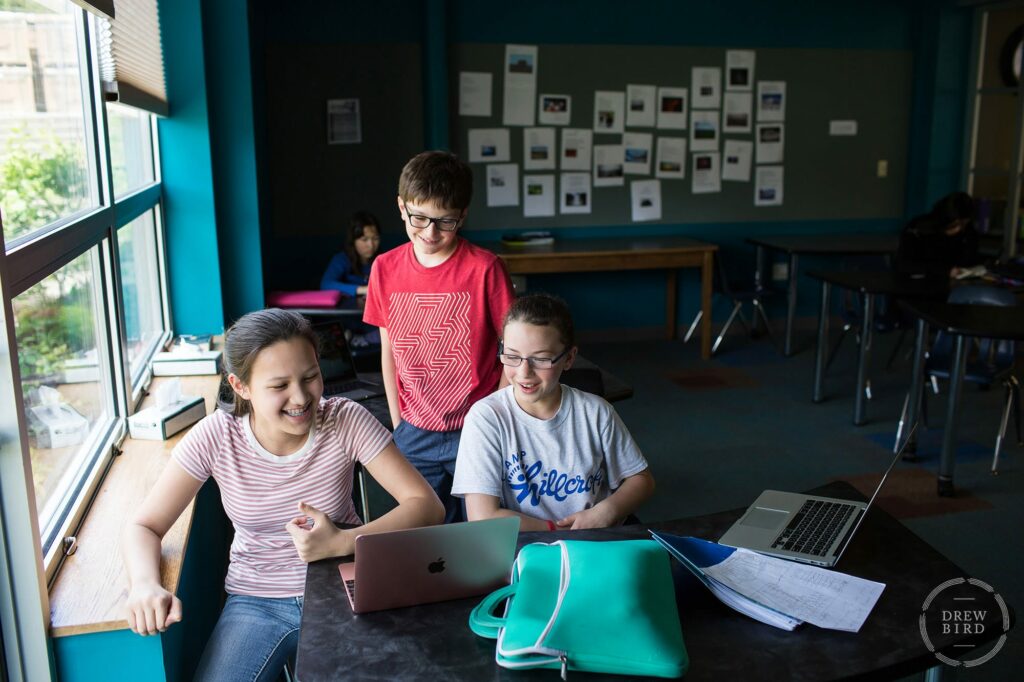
[128, 395, 206, 440]
[27, 402, 90, 449]
[152, 349, 222, 376]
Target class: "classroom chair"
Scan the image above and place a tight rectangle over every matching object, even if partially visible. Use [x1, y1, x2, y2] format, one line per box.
[895, 285, 1020, 473]
[684, 249, 781, 355]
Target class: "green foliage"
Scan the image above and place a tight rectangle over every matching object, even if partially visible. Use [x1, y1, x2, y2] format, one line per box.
[0, 130, 88, 241]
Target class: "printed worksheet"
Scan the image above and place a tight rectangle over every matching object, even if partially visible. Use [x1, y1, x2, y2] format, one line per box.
[503, 44, 538, 126]
[626, 84, 657, 128]
[459, 72, 492, 117]
[486, 164, 518, 207]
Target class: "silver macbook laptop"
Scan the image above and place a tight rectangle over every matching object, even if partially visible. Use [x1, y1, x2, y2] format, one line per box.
[338, 517, 520, 614]
[313, 320, 385, 401]
[718, 425, 916, 567]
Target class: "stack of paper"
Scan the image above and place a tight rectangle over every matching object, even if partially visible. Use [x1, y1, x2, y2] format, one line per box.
[650, 532, 885, 632]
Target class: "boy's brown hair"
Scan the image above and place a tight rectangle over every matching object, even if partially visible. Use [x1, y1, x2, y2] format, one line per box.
[398, 151, 473, 210]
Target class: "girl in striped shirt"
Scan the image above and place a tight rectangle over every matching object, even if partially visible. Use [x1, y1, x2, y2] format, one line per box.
[122, 309, 443, 682]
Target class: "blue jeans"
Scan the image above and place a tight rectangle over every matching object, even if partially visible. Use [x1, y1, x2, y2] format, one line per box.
[194, 594, 302, 682]
[394, 420, 464, 523]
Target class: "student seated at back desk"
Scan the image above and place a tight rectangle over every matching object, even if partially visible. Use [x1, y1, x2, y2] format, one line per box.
[452, 294, 654, 532]
[320, 210, 380, 298]
[895, 191, 981, 279]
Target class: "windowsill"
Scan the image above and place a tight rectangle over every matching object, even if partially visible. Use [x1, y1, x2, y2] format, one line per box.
[48, 373, 223, 638]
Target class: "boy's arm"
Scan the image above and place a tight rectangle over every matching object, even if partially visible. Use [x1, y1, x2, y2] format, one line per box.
[378, 327, 401, 428]
[555, 469, 655, 530]
[465, 493, 555, 532]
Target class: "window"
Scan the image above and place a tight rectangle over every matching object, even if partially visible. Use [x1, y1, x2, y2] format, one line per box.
[107, 100, 155, 197]
[0, 1, 97, 246]
[118, 209, 165, 383]
[13, 246, 116, 547]
[0, 1, 166, 582]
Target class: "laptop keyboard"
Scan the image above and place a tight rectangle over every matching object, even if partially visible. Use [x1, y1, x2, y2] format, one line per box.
[771, 500, 856, 557]
[344, 579, 355, 600]
[325, 379, 365, 395]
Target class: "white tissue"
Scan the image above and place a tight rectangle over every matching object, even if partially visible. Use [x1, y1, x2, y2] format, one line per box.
[155, 378, 183, 410]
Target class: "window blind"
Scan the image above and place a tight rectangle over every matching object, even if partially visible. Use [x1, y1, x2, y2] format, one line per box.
[97, 0, 168, 116]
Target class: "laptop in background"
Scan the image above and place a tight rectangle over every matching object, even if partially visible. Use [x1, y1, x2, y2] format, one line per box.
[717, 426, 916, 567]
[338, 517, 520, 614]
[313, 320, 385, 401]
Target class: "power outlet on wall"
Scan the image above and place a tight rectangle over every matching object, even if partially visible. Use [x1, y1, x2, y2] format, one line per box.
[771, 262, 789, 281]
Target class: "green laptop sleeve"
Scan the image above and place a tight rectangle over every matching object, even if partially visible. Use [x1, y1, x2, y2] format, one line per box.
[469, 539, 688, 678]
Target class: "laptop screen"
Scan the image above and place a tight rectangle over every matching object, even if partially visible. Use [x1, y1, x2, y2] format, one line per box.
[313, 321, 357, 383]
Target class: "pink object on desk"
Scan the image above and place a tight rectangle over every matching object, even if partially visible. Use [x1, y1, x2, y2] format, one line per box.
[266, 290, 342, 309]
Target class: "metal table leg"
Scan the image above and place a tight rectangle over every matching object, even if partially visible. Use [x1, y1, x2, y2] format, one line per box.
[853, 293, 875, 426]
[938, 334, 969, 496]
[784, 253, 799, 356]
[813, 280, 831, 403]
[898, 318, 929, 458]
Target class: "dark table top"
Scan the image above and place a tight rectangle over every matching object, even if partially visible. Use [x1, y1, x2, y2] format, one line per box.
[747, 233, 899, 256]
[899, 300, 1024, 340]
[807, 269, 949, 298]
[296, 481, 1009, 681]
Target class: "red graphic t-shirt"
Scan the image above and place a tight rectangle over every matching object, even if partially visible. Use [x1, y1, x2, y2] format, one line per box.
[363, 239, 515, 431]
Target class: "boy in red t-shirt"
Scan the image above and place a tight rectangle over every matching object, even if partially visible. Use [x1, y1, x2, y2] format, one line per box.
[363, 151, 516, 522]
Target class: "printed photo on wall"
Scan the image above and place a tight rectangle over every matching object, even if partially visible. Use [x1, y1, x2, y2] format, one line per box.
[625, 84, 656, 128]
[656, 87, 688, 129]
[757, 81, 786, 122]
[327, 99, 361, 145]
[725, 50, 755, 91]
[593, 91, 625, 134]
[692, 152, 721, 194]
[560, 128, 593, 171]
[721, 139, 753, 182]
[468, 128, 511, 163]
[593, 144, 625, 187]
[560, 172, 592, 215]
[655, 137, 687, 180]
[523, 174, 555, 217]
[622, 132, 653, 175]
[503, 44, 538, 126]
[754, 165, 784, 206]
[523, 128, 556, 171]
[690, 110, 720, 152]
[630, 179, 662, 222]
[486, 163, 519, 207]
[538, 94, 572, 126]
[691, 67, 721, 109]
[756, 123, 784, 164]
[722, 92, 752, 133]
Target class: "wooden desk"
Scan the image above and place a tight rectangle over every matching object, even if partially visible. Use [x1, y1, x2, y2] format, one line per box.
[898, 300, 1024, 496]
[487, 237, 718, 359]
[296, 481, 1010, 681]
[748, 234, 899, 356]
[808, 270, 947, 426]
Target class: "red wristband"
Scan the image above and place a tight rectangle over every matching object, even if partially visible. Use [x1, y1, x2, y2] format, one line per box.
[546, 520, 556, 531]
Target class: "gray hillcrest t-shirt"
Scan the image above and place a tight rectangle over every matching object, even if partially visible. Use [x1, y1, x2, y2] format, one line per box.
[451, 385, 648, 521]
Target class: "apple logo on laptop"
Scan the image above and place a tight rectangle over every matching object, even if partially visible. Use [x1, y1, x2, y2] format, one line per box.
[428, 557, 446, 574]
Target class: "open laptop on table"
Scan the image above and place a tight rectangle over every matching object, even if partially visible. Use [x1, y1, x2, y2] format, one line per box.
[339, 516, 520, 614]
[718, 425, 916, 567]
[313, 320, 385, 401]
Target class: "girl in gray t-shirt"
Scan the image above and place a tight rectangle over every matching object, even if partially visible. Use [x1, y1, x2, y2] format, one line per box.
[451, 294, 654, 531]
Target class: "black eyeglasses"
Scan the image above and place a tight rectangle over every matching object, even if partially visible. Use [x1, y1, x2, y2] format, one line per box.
[498, 347, 570, 370]
[401, 201, 462, 232]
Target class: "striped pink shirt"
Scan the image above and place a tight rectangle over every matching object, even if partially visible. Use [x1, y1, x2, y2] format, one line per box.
[173, 397, 391, 597]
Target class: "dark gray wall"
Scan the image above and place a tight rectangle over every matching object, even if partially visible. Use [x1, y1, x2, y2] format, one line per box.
[450, 44, 912, 230]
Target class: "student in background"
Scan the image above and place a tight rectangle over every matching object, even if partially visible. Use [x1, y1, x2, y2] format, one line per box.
[363, 151, 516, 523]
[122, 308, 442, 682]
[896, 191, 981, 278]
[452, 294, 655, 531]
[320, 210, 381, 296]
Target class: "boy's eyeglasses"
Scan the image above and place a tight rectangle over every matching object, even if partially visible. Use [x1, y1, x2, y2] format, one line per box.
[498, 348, 569, 370]
[401, 201, 462, 232]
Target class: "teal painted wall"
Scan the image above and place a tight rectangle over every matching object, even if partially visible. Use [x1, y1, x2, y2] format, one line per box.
[157, 0, 224, 335]
[202, 0, 265, 322]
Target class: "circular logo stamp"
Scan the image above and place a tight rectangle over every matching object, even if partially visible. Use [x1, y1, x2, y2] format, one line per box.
[919, 578, 1009, 668]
